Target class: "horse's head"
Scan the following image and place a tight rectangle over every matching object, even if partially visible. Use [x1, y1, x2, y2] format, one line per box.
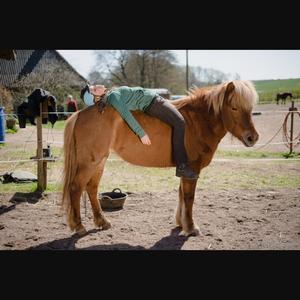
[220, 81, 259, 147]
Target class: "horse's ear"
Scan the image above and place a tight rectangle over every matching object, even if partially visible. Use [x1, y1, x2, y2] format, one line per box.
[226, 82, 235, 94]
[224, 81, 235, 103]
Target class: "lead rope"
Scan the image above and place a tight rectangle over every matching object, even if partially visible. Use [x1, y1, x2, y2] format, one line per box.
[83, 191, 87, 218]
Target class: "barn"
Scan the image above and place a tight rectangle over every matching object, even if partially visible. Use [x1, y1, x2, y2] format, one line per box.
[0, 50, 87, 88]
[0, 50, 87, 110]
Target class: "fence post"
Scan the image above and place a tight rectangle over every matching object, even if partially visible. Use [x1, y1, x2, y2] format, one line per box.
[37, 103, 45, 192]
[0, 107, 5, 143]
[289, 100, 296, 154]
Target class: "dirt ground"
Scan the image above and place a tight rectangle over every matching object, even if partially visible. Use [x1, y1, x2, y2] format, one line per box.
[0, 187, 299, 250]
[0, 103, 300, 250]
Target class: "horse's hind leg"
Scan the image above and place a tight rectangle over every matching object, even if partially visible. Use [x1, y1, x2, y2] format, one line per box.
[69, 164, 96, 235]
[86, 158, 111, 230]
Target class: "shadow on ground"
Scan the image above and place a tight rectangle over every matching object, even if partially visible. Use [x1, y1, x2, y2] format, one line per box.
[26, 227, 188, 250]
[0, 192, 43, 216]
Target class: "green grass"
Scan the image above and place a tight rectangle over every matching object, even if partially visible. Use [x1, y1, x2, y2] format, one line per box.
[0, 182, 60, 193]
[253, 78, 300, 93]
[43, 120, 66, 130]
[5, 127, 18, 134]
[1, 148, 299, 194]
[253, 78, 300, 103]
[200, 164, 300, 190]
[215, 149, 300, 159]
[26, 120, 66, 130]
[1, 159, 299, 193]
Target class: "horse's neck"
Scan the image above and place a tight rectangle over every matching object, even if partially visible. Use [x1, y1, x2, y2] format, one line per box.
[201, 102, 227, 144]
[181, 99, 227, 149]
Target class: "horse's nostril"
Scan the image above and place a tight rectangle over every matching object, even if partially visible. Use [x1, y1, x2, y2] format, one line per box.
[247, 136, 253, 143]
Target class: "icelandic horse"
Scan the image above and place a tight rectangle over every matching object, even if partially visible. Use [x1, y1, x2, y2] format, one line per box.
[62, 80, 259, 237]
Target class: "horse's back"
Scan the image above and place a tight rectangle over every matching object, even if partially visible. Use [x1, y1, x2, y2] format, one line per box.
[72, 106, 174, 167]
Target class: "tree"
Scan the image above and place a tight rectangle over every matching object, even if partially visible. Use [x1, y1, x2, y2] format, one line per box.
[93, 50, 179, 89]
[189, 66, 239, 88]
[0, 84, 13, 111]
[88, 70, 110, 86]
[92, 50, 240, 95]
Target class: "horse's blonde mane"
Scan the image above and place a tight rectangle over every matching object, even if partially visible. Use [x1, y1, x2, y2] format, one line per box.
[173, 80, 258, 115]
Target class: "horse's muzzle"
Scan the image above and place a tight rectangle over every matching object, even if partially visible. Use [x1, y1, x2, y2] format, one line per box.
[242, 131, 259, 147]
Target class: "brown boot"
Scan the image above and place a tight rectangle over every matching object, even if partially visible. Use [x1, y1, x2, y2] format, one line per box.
[176, 163, 199, 179]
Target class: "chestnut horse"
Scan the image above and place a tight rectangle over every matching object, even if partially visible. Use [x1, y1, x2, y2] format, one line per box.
[62, 80, 259, 237]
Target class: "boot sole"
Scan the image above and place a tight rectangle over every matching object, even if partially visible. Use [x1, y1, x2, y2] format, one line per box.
[175, 172, 199, 180]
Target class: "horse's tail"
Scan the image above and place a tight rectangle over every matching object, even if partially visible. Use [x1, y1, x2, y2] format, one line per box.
[62, 112, 80, 219]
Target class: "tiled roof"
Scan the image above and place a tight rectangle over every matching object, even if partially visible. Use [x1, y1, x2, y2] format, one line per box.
[0, 50, 87, 87]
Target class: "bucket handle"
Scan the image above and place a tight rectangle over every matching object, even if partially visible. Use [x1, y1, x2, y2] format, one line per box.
[112, 188, 122, 194]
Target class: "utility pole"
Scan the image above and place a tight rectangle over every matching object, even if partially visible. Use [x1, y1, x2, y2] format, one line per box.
[186, 49, 189, 92]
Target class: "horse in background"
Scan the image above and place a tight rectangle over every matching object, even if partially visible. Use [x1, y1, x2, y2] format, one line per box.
[62, 80, 259, 237]
[276, 92, 293, 105]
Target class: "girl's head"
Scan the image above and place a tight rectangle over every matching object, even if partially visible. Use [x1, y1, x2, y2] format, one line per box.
[90, 85, 107, 97]
[80, 84, 108, 107]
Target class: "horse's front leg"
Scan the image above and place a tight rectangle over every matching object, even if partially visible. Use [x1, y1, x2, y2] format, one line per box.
[176, 177, 200, 237]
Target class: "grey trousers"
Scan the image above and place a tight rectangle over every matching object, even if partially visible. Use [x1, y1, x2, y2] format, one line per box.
[145, 96, 188, 166]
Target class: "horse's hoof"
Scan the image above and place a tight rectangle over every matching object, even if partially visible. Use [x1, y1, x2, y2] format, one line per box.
[180, 225, 202, 237]
[101, 220, 111, 230]
[75, 226, 87, 236]
[94, 217, 111, 230]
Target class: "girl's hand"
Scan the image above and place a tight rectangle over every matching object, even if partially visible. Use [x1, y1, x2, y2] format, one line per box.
[140, 134, 151, 145]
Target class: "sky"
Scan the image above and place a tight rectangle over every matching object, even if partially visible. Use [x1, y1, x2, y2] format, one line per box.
[57, 50, 300, 81]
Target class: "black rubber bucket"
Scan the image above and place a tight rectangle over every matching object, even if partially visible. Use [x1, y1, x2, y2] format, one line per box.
[99, 188, 127, 209]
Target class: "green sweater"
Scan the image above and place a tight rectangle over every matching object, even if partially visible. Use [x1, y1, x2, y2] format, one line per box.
[107, 86, 157, 138]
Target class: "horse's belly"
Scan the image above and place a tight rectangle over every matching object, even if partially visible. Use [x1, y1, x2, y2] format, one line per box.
[111, 114, 175, 168]
[113, 144, 174, 168]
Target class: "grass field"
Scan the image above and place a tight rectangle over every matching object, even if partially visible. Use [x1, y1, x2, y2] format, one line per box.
[253, 78, 300, 103]
[1, 148, 299, 193]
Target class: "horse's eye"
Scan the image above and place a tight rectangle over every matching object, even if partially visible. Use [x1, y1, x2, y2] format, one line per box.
[232, 107, 237, 111]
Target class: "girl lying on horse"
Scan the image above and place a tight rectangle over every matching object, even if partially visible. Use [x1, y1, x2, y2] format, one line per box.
[80, 84, 199, 180]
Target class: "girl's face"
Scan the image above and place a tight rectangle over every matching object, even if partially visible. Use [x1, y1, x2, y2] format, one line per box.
[90, 85, 107, 97]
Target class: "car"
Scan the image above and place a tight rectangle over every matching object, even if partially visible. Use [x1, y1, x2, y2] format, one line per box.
[147, 88, 170, 99]
[171, 95, 185, 100]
